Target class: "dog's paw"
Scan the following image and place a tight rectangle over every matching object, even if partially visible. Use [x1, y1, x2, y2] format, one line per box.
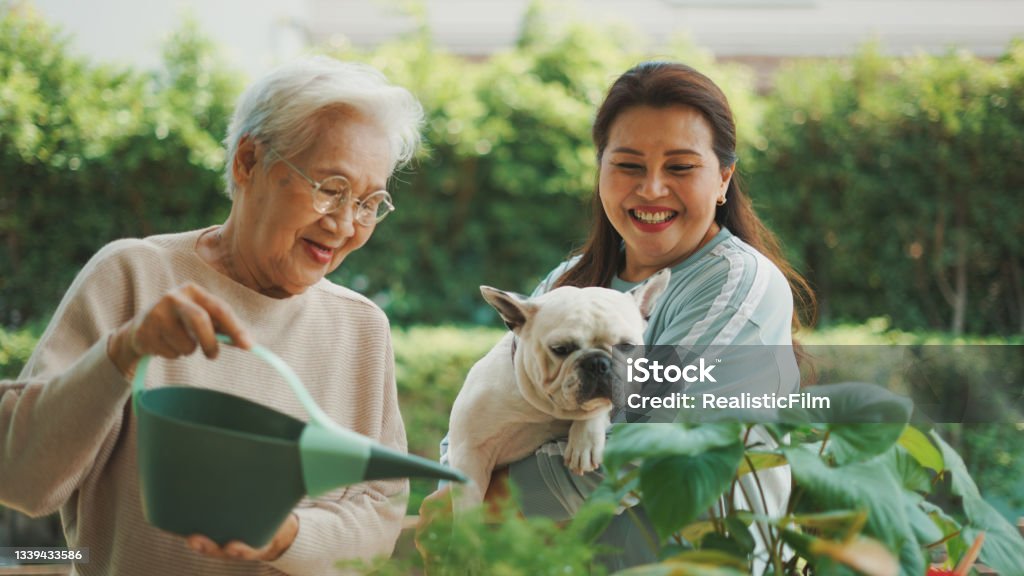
[565, 420, 606, 475]
[564, 444, 601, 475]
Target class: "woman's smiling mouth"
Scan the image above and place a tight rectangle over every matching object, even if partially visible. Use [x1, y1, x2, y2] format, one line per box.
[303, 238, 335, 264]
[629, 207, 678, 229]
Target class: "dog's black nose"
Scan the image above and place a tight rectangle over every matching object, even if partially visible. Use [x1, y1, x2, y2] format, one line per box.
[580, 353, 612, 377]
[577, 352, 620, 404]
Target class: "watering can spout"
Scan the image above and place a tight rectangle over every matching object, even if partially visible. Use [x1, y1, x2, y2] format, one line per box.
[300, 418, 466, 497]
[364, 444, 467, 484]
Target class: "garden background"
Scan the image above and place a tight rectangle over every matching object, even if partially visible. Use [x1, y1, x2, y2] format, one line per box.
[1, 0, 1022, 565]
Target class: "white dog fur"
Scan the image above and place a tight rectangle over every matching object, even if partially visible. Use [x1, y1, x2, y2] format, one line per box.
[446, 269, 670, 507]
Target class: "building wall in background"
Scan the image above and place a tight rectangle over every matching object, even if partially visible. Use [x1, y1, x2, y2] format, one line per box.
[308, 0, 1024, 58]
[30, 0, 309, 80]
[28, 0, 1024, 88]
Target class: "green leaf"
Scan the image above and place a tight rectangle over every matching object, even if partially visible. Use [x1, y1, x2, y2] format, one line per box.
[787, 510, 868, 540]
[779, 528, 816, 559]
[961, 504, 1024, 575]
[778, 529, 884, 576]
[930, 431, 1024, 573]
[897, 524, 928, 575]
[897, 425, 944, 472]
[784, 447, 914, 560]
[570, 499, 620, 546]
[605, 423, 743, 472]
[679, 521, 717, 547]
[639, 442, 745, 540]
[882, 445, 932, 494]
[723, 515, 756, 556]
[619, 550, 749, 575]
[574, 475, 637, 543]
[918, 500, 959, 538]
[827, 423, 906, 466]
[903, 494, 943, 548]
[778, 528, 860, 569]
[777, 383, 913, 465]
[779, 382, 913, 426]
[698, 532, 748, 559]
[736, 451, 788, 476]
[665, 550, 748, 570]
[614, 559, 747, 576]
[919, 500, 968, 564]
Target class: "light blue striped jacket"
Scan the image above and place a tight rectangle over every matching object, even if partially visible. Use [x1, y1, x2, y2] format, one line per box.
[509, 227, 798, 572]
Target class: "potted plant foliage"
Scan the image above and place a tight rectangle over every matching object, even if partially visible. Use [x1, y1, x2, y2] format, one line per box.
[580, 382, 1024, 575]
[367, 382, 1024, 575]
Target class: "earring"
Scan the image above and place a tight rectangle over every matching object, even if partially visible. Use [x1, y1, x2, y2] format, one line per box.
[716, 196, 727, 206]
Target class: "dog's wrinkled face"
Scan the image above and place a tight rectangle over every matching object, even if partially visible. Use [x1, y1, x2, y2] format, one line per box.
[520, 288, 642, 414]
[480, 269, 670, 419]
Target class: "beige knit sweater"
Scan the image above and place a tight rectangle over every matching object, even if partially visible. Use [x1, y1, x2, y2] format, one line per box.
[0, 228, 408, 575]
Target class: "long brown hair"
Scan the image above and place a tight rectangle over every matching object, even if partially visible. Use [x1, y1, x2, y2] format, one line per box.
[555, 61, 816, 332]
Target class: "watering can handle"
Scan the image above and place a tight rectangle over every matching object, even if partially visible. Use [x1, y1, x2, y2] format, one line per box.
[131, 334, 334, 428]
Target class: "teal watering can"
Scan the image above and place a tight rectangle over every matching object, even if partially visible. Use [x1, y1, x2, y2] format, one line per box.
[132, 336, 464, 546]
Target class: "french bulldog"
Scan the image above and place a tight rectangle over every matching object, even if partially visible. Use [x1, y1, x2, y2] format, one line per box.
[446, 269, 670, 507]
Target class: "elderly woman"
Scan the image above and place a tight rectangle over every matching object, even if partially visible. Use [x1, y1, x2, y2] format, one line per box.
[0, 56, 421, 575]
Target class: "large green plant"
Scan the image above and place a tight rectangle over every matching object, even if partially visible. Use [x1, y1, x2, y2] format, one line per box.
[579, 383, 1024, 575]
[350, 378, 1023, 574]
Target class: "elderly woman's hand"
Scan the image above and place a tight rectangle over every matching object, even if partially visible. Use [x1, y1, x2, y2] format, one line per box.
[185, 513, 299, 562]
[107, 282, 253, 378]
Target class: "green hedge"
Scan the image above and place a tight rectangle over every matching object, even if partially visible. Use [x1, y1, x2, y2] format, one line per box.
[0, 10, 239, 326]
[748, 42, 1024, 335]
[392, 325, 504, 458]
[392, 325, 504, 510]
[0, 322, 38, 378]
[2, 5, 1022, 333]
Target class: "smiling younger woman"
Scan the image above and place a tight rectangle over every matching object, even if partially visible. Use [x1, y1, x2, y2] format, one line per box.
[599, 104, 734, 282]
[503, 61, 817, 571]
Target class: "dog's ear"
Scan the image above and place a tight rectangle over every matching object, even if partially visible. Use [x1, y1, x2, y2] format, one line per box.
[628, 268, 671, 319]
[480, 286, 537, 332]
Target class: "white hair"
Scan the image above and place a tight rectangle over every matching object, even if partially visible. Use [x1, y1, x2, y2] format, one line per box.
[222, 56, 423, 198]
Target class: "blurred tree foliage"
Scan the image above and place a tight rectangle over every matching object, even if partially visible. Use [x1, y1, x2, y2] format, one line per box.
[748, 42, 1024, 335]
[0, 6, 241, 325]
[324, 7, 634, 324]
[1, 2, 1022, 335]
[327, 2, 759, 325]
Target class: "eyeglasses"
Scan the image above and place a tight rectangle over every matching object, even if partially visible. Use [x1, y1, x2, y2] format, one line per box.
[271, 148, 395, 226]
